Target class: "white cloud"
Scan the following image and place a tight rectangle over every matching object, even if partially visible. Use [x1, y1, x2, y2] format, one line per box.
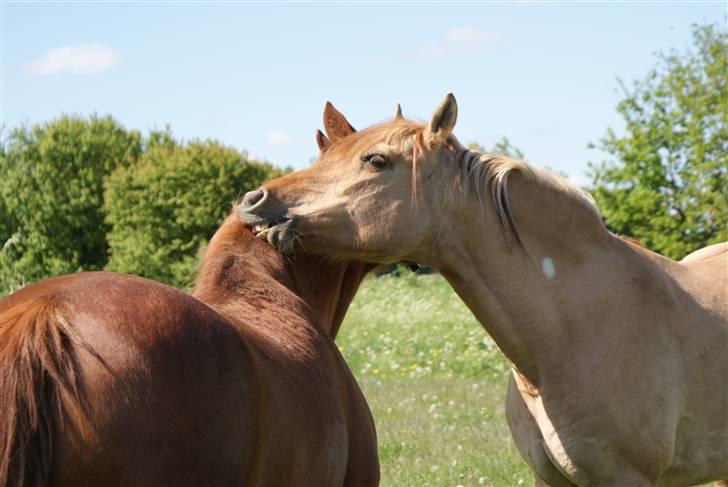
[265, 131, 290, 147]
[418, 26, 498, 60]
[26, 43, 120, 76]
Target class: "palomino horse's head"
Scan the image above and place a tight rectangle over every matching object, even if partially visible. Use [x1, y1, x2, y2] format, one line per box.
[239, 94, 465, 264]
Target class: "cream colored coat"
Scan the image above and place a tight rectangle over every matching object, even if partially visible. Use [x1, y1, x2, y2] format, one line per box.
[239, 94, 728, 486]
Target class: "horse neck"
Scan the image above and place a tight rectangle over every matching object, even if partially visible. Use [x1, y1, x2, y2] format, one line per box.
[287, 257, 373, 339]
[192, 214, 370, 340]
[434, 168, 614, 385]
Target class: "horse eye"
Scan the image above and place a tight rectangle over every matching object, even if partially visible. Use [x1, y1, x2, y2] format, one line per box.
[361, 153, 389, 172]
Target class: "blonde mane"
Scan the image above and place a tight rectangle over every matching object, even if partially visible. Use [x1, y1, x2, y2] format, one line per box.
[457, 149, 602, 246]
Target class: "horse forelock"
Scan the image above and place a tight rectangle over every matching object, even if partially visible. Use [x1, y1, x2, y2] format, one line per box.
[323, 119, 424, 161]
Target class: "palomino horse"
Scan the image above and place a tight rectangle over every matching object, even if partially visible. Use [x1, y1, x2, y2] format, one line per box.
[0, 209, 378, 486]
[239, 95, 728, 486]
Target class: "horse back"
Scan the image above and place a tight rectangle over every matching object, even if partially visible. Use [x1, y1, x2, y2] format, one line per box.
[680, 241, 728, 265]
[676, 242, 728, 322]
[1, 272, 260, 487]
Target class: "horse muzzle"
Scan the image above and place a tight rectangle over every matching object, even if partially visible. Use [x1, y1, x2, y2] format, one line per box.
[239, 188, 298, 254]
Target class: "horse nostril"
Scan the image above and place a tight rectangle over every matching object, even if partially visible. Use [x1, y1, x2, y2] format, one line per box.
[241, 189, 266, 210]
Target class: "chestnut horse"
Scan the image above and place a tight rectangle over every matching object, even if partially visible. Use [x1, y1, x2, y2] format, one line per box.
[239, 95, 728, 486]
[0, 209, 378, 486]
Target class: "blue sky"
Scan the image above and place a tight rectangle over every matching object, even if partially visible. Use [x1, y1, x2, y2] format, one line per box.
[2, 1, 725, 185]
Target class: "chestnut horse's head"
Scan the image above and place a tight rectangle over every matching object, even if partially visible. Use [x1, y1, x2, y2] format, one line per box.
[239, 94, 463, 264]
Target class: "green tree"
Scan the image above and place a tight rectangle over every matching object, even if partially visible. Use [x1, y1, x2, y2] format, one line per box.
[0, 115, 141, 294]
[104, 138, 283, 287]
[589, 24, 727, 259]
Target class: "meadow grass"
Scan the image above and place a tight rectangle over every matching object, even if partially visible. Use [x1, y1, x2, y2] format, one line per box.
[337, 271, 531, 487]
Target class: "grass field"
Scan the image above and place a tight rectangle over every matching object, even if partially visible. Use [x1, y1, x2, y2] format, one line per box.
[337, 270, 531, 487]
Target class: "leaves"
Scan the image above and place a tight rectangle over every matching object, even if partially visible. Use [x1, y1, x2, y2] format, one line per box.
[0, 115, 142, 294]
[589, 24, 727, 259]
[104, 137, 284, 288]
[0, 118, 284, 295]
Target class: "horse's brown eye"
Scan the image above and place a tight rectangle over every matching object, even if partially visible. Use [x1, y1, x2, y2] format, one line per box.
[361, 153, 389, 172]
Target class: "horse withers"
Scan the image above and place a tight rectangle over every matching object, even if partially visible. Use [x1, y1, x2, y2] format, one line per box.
[0, 209, 378, 486]
[239, 95, 728, 487]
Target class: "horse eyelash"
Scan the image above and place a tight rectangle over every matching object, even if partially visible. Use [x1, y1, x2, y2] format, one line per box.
[360, 153, 389, 170]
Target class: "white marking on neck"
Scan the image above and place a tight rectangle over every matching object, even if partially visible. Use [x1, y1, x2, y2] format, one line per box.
[542, 257, 556, 279]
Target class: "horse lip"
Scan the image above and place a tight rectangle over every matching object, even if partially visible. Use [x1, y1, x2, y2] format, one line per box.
[239, 210, 290, 228]
[264, 217, 293, 234]
[263, 218, 296, 254]
[238, 210, 268, 226]
[242, 213, 292, 238]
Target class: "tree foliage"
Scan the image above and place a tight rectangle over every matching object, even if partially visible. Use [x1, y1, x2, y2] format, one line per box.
[589, 24, 727, 259]
[104, 137, 283, 287]
[0, 116, 142, 293]
[0, 118, 284, 295]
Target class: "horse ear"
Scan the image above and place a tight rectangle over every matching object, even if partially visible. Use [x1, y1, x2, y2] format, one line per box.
[323, 101, 356, 141]
[425, 93, 457, 146]
[394, 103, 403, 120]
[315, 129, 331, 152]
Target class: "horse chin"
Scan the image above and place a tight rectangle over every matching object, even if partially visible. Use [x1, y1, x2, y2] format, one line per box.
[256, 218, 297, 255]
